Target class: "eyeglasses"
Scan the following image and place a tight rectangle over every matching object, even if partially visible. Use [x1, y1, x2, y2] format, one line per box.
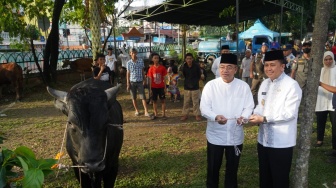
[220, 65, 236, 71]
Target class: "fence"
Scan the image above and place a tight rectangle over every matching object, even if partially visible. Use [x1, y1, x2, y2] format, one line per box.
[0, 44, 189, 77]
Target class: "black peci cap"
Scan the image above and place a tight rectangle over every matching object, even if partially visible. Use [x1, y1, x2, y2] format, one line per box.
[221, 45, 230, 50]
[264, 50, 286, 63]
[220, 53, 237, 65]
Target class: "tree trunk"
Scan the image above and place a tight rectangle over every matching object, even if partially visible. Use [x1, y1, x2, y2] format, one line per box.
[89, 0, 102, 59]
[30, 38, 46, 85]
[181, 24, 187, 61]
[113, 15, 118, 58]
[43, 0, 65, 84]
[292, 0, 333, 187]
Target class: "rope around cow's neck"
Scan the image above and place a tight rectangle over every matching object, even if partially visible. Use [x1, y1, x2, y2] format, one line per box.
[55, 122, 112, 174]
[55, 122, 68, 178]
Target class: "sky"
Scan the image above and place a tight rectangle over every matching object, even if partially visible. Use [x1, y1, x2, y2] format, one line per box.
[115, 0, 165, 13]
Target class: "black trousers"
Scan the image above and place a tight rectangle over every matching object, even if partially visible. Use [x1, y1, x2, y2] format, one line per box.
[316, 111, 336, 148]
[257, 143, 293, 188]
[206, 141, 242, 188]
[110, 71, 115, 85]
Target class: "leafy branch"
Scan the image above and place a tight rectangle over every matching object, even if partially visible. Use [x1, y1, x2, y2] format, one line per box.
[0, 143, 56, 188]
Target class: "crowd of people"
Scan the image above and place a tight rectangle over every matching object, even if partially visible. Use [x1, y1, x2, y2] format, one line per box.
[91, 40, 336, 187]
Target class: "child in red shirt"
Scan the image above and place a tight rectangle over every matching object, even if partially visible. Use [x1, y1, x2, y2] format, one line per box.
[147, 53, 168, 119]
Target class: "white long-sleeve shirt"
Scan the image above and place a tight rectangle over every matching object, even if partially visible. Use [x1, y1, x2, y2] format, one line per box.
[254, 73, 302, 148]
[315, 66, 336, 111]
[211, 57, 221, 78]
[200, 78, 254, 146]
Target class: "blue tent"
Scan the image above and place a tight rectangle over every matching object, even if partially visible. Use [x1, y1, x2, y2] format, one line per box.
[239, 19, 279, 39]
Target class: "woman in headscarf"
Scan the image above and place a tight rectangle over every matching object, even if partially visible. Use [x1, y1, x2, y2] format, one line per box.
[315, 51, 336, 149]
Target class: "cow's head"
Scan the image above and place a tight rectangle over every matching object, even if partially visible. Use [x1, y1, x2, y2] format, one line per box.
[47, 84, 120, 173]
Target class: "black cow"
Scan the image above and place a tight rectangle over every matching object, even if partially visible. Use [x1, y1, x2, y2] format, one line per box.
[47, 79, 123, 188]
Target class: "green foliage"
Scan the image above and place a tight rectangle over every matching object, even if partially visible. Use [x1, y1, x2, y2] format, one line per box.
[25, 25, 41, 40]
[200, 26, 229, 38]
[168, 46, 178, 58]
[61, 3, 87, 28]
[9, 40, 30, 51]
[219, 5, 236, 18]
[0, 0, 53, 40]
[0, 146, 56, 188]
[63, 0, 119, 27]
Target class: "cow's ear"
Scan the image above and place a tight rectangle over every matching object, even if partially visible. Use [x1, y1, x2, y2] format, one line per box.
[105, 84, 121, 102]
[54, 99, 68, 116]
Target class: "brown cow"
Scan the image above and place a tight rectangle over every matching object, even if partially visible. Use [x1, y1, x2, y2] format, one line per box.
[62, 58, 93, 81]
[0, 63, 23, 101]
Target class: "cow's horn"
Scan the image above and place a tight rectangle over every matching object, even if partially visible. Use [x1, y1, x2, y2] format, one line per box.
[105, 84, 122, 100]
[47, 86, 68, 103]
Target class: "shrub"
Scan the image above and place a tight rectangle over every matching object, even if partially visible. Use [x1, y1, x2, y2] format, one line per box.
[0, 137, 56, 188]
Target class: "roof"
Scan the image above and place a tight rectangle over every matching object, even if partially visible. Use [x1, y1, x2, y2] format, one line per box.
[239, 19, 280, 39]
[121, 27, 144, 38]
[125, 0, 297, 26]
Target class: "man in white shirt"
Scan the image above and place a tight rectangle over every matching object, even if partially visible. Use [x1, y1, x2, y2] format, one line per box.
[106, 47, 117, 86]
[249, 50, 302, 188]
[211, 45, 230, 78]
[200, 53, 254, 188]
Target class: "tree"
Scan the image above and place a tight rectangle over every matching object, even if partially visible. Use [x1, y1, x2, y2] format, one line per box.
[292, 0, 334, 187]
[0, 0, 54, 85]
[43, 0, 66, 84]
[62, 0, 110, 59]
[88, 0, 102, 59]
[63, 0, 130, 59]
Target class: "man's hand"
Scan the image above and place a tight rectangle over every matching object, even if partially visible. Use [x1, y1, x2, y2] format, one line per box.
[249, 114, 264, 124]
[101, 65, 106, 71]
[215, 115, 227, 125]
[237, 116, 249, 125]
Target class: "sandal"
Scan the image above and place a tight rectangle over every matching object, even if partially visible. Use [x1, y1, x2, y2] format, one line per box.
[161, 116, 167, 120]
[135, 111, 140, 116]
[145, 113, 155, 120]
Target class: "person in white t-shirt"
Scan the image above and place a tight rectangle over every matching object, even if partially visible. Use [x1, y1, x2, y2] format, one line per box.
[105, 47, 117, 86]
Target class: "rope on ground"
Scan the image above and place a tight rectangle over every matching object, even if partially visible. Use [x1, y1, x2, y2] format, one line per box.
[124, 118, 247, 127]
[0, 102, 16, 116]
[124, 120, 208, 127]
